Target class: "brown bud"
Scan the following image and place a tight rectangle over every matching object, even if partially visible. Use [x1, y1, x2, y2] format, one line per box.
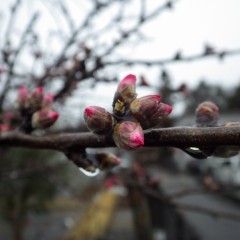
[195, 101, 219, 127]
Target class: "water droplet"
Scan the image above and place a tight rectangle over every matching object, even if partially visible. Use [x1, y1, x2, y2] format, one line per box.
[79, 168, 100, 177]
[189, 147, 200, 152]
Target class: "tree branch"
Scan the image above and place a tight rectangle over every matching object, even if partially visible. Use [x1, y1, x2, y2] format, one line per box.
[0, 12, 39, 111]
[1, 126, 240, 152]
[104, 48, 240, 66]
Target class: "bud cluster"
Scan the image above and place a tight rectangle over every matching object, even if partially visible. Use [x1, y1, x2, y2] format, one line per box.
[16, 86, 59, 131]
[84, 74, 172, 150]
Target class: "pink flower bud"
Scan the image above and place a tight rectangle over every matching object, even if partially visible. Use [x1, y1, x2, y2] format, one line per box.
[113, 121, 144, 150]
[31, 109, 59, 129]
[130, 95, 172, 129]
[0, 66, 5, 74]
[96, 153, 121, 170]
[0, 124, 10, 132]
[3, 112, 14, 123]
[84, 106, 116, 134]
[42, 93, 54, 108]
[17, 86, 29, 109]
[29, 86, 44, 111]
[112, 74, 137, 116]
[195, 101, 219, 127]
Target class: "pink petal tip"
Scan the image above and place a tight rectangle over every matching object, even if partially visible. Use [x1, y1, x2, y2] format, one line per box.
[84, 107, 94, 118]
[49, 112, 59, 120]
[166, 105, 173, 114]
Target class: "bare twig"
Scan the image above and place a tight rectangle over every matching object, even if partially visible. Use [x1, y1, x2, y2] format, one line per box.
[3, 0, 22, 47]
[59, 0, 75, 33]
[103, 0, 181, 56]
[1, 126, 240, 152]
[104, 48, 240, 66]
[0, 13, 39, 111]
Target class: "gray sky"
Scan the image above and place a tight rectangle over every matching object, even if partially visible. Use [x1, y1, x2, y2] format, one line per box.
[123, 0, 240, 88]
[1, 0, 240, 89]
[1, 0, 240, 125]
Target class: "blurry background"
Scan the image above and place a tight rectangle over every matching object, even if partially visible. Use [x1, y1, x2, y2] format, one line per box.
[1, 0, 240, 239]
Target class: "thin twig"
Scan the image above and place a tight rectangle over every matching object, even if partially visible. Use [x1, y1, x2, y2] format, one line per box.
[0, 13, 39, 111]
[103, 0, 181, 56]
[1, 126, 240, 152]
[104, 48, 240, 66]
[3, 0, 22, 47]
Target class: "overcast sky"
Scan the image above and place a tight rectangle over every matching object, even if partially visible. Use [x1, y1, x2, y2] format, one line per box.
[2, 0, 240, 87]
[1, 0, 240, 117]
[121, 0, 240, 89]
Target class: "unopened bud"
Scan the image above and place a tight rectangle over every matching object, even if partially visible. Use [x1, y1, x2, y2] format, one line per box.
[42, 93, 54, 109]
[195, 101, 219, 127]
[2, 112, 14, 124]
[112, 74, 137, 116]
[84, 106, 116, 134]
[113, 121, 144, 150]
[17, 86, 29, 109]
[95, 153, 121, 170]
[0, 124, 10, 132]
[29, 86, 44, 111]
[0, 66, 5, 74]
[130, 95, 172, 129]
[31, 109, 59, 129]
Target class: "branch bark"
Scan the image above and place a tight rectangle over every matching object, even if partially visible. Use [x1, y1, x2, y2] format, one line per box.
[1, 126, 240, 152]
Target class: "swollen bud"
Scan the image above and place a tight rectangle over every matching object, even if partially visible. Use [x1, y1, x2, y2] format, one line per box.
[31, 109, 59, 129]
[84, 106, 116, 134]
[17, 86, 29, 110]
[130, 95, 172, 129]
[42, 93, 54, 109]
[0, 124, 10, 132]
[112, 74, 137, 116]
[195, 101, 219, 127]
[95, 153, 121, 170]
[113, 121, 144, 150]
[29, 86, 44, 112]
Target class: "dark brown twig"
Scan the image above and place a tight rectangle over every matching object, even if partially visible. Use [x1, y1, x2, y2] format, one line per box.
[0, 12, 39, 111]
[1, 126, 240, 152]
[104, 48, 240, 66]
